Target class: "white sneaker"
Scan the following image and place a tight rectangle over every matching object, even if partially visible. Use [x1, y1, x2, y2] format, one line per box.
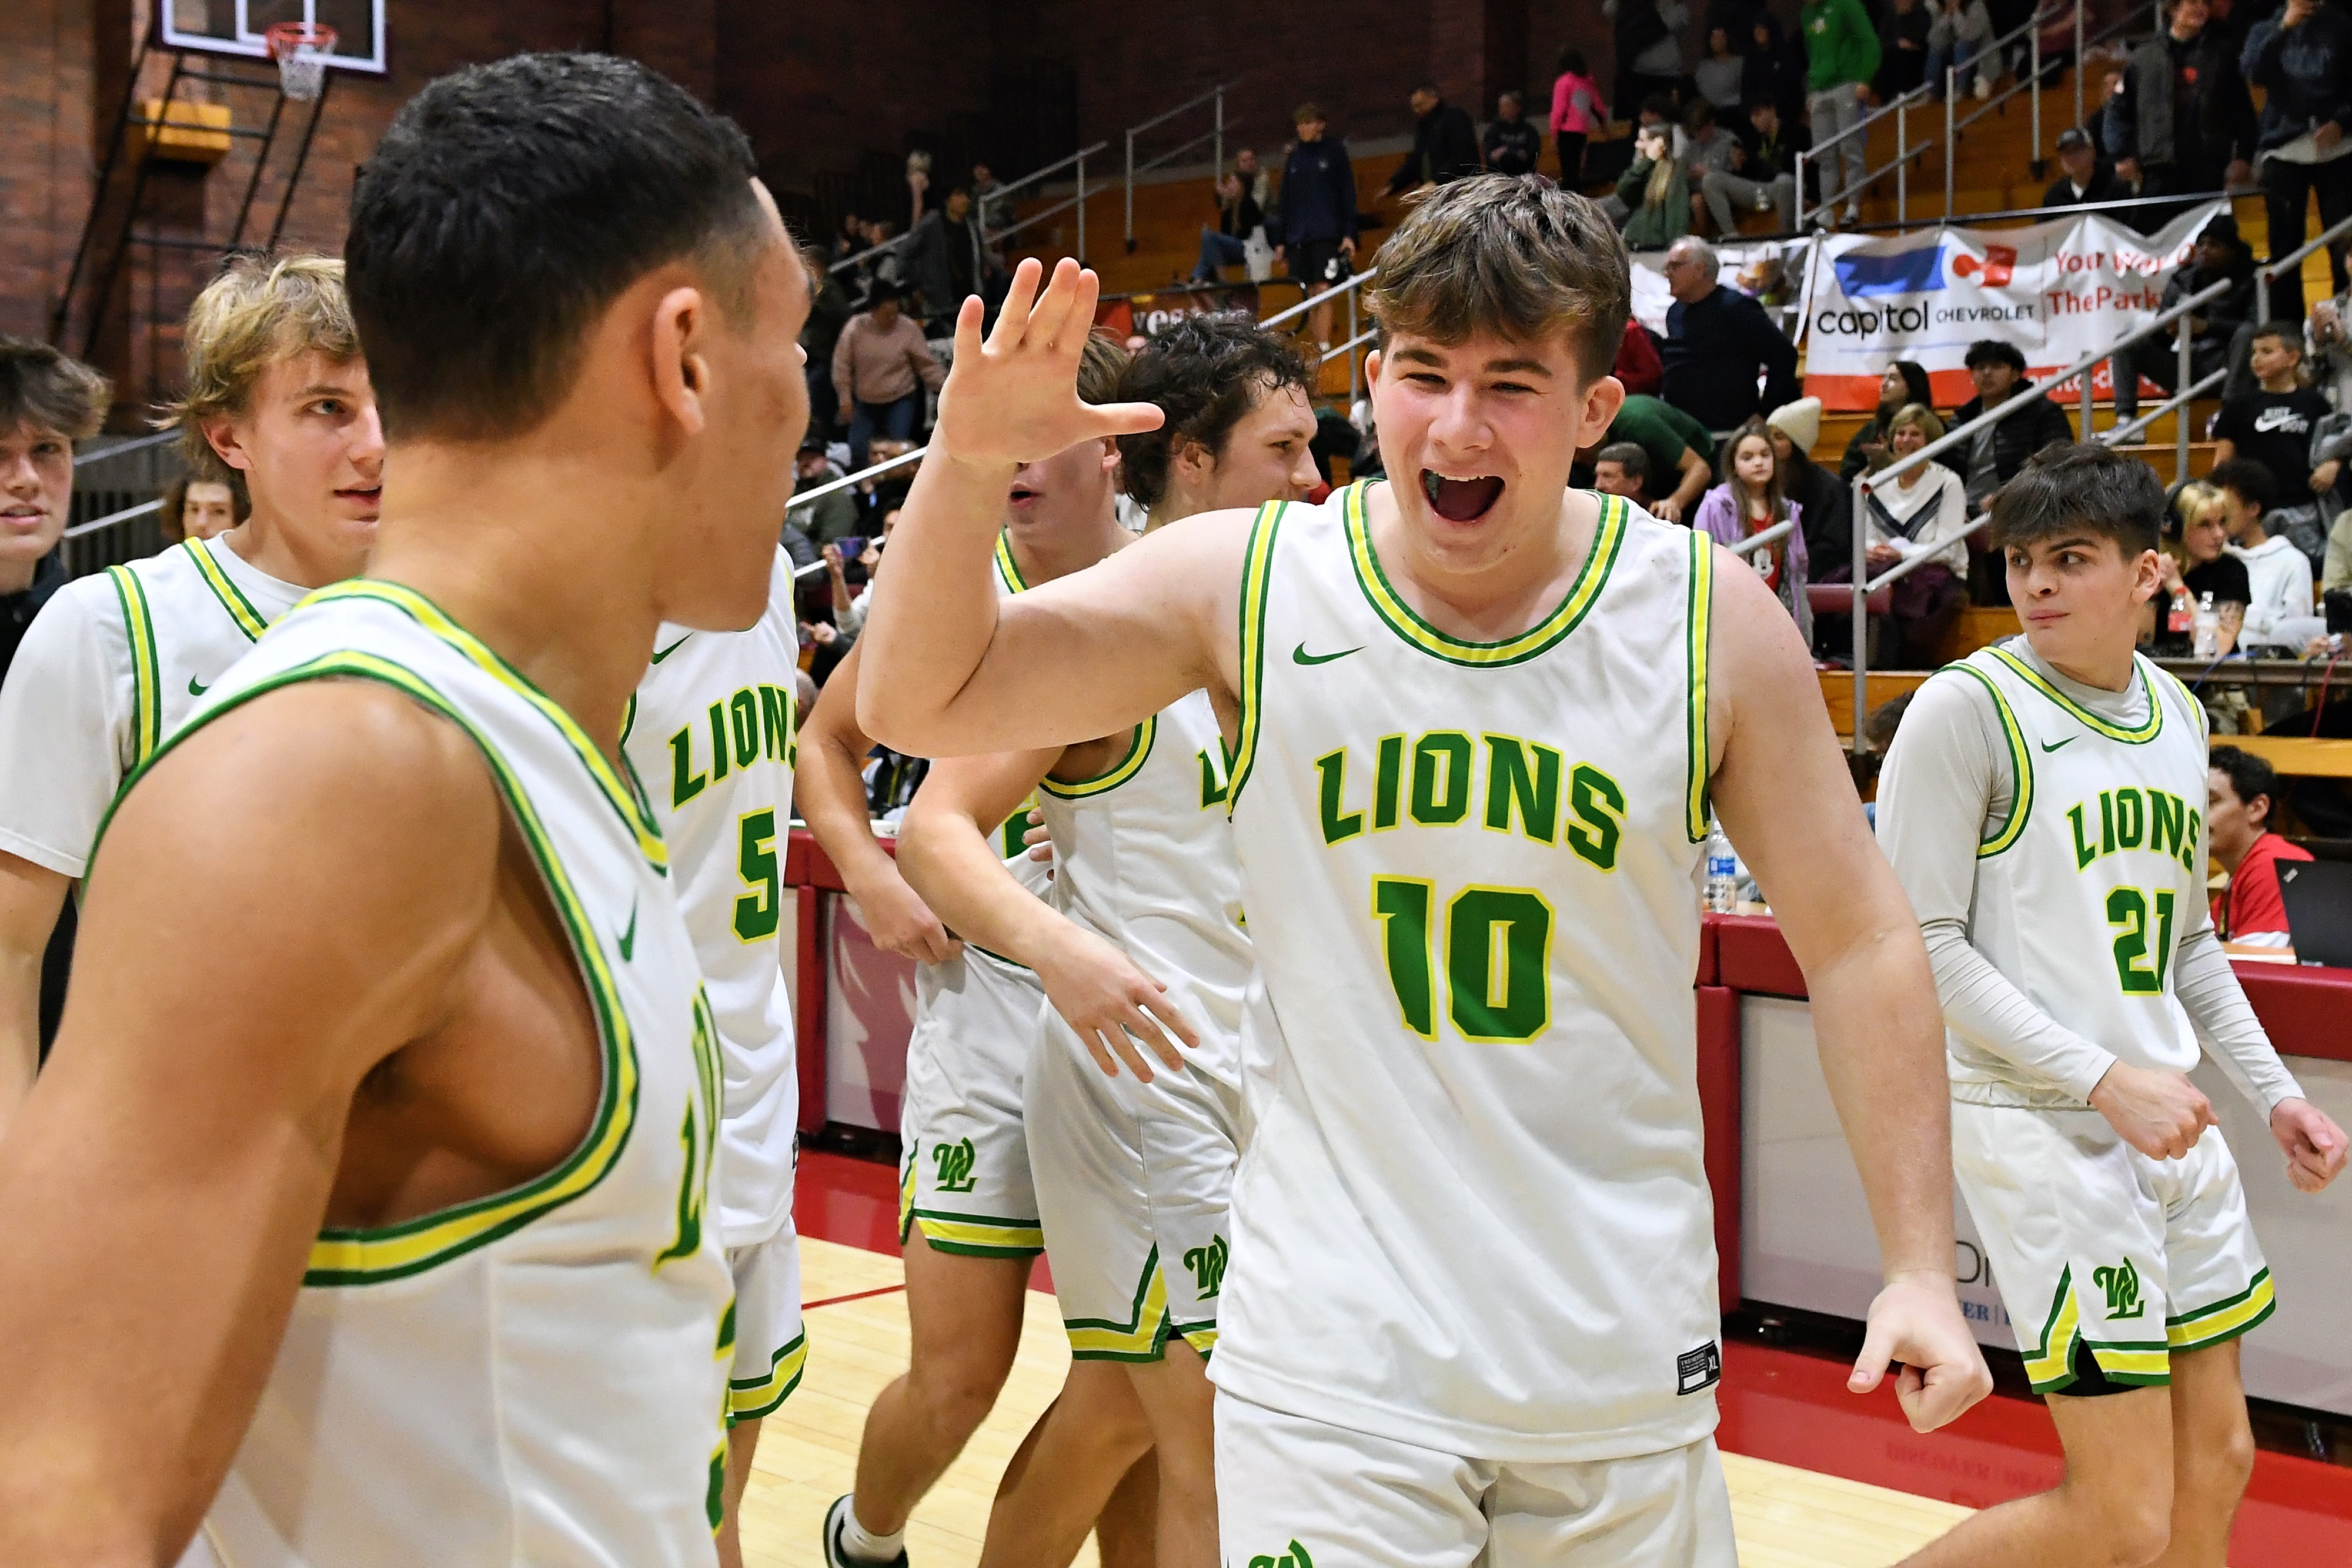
[1842, 202, 1861, 224]
[1975, 75, 1992, 100]
[824, 1495, 909, 1568]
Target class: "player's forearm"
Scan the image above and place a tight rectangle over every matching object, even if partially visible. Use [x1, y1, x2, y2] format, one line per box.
[2174, 924, 2305, 1111]
[794, 726, 903, 901]
[857, 451, 1017, 754]
[1920, 916, 2118, 1099]
[1672, 459, 1710, 513]
[1806, 912, 1958, 1279]
[0, 957, 41, 1142]
[897, 802, 1068, 965]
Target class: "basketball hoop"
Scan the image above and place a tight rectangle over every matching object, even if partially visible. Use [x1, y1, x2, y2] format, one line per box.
[265, 22, 338, 102]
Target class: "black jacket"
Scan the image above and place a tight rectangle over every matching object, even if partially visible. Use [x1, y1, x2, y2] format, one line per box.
[1787, 450, 1853, 583]
[1660, 286, 1802, 432]
[2101, 26, 2257, 180]
[2041, 163, 2129, 208]
[1277, 137, 1360, 246]
[1387, 101, 1482, 194]
[0, 552, 63, 690]
[1951, 388, 2076, 485]
[1483, 117, 1543, 176]
[2242, 5, 2352, 154]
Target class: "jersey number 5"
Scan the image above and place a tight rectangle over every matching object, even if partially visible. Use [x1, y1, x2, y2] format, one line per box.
[1371, 875, 1555, 1044]
[2106, 885, 2176, 995]
[735, 809, 780, 942]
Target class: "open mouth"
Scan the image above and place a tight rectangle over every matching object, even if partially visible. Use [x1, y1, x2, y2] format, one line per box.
[1421, 469, 1504, 524]
[1008, 483, 1041, 507]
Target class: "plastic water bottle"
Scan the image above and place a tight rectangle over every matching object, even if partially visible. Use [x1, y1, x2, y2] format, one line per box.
[2192, 591, 2219, 660]
[2167, 585, 2194, 643]
[1704, 821, 1740, 913]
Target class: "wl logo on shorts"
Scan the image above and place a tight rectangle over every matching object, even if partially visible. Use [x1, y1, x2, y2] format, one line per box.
[1248, 1542, 1313, 1568]
[1183, 1235, 1228, 1298]
[932, 1138, 978, 1193]
[2093, 1258, 2146, 1320]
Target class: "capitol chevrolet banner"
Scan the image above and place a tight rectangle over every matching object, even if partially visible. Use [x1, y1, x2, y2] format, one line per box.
[1801, 200, 2224, 410]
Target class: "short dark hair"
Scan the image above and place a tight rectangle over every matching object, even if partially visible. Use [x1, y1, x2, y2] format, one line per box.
[347, 52, 765, 442]
[2207, 456, 2276, 516]
[1986, 443, 2166, 555]
[0, 336, 109, 442]
[1639, 92, 1678, 122]
[1293, 101, 1325, 124]
[1595, 441, 1649, 484]
[2209, 745, 2281, 820]
[1115, 316, 1309, 508]
[1965, 338, 2027, 373]
[1684, 99, 1716, 132]
[2247, 323, 2298, 354]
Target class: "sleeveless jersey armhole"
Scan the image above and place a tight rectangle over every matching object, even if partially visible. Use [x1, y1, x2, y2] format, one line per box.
[102, 564, 161, 768]
[1945, 661, 2034, 857]
[1224, 499, 1286, 817]
[1683, 526, 1715, 843]
[1038, 714, 1158, 800]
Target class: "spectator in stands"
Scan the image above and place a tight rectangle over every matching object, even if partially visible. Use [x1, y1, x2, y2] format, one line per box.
[0, 340, 107, 686]
[1698, 417, 1813, 638]
[2103, 0, 2257, 226]
[2214, 326, 2338, 561]
[1802, 0, 1882, 225]
[2207, 745, 2316, 943]
[1615, 317, 1666, 396]
[2041, 127, 2125, 208]
[1845, 402, 1972, 666]
[1705, 98, 1803, 235]
[1697, 28, 1748, 112]
[2151, 480, 2250, 656]
[2324, 500, 2352, 594]
[1598, 392, 1716, 521]
[802, 260, 853, 439]
[1549, 49, 1609, 188]
[2242, 0, 2352, 323]
[1681, 101, 1744, 230]
[1385, 85, 1482, 200]
[157, 474, 245, 544]
[1745, 15, 1808, 126]
[2309, 261, 2352, 406]
[2211, 456, 2318, 647]
[1194, 153, 1269, 282]
[904, 186, 990, 337]
[1618, 122, 1693, 248]
[2114, 213, 2256, 422]
[831, 282, 944, 470]
[787, 434, 860, 546]
[1925, 0, 1997, 101]
[1611, 0, 1693, 114]
[1659, 235, 1802, 429]
[1877, 0, 1935, 99]
[970, 162, 1007, 233]
[1592, 442, 1654, 506]
[1483, 93, 1542, 176]
[1274, 103, 1359, 352]
[1950, 339, 2073, 514]
[1769, 395, 1856, 591]
[1842, 360, 1936, 480]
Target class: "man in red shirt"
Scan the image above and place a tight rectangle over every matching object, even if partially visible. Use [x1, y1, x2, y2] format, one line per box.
[2208, 745, 2314, 944]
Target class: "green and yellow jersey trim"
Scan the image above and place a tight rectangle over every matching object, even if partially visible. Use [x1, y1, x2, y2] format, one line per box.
[727, 1329, 809, 1423]
[2022, 1266, 2177, 1391]
[1066, 1247, 1177, 1362]
[306, 580, 668, 872]
[2167, 1268, 2275, 1352]
[1344, 480, 1625, 668]
[994, 529, 1029, 594]
[1039, 715, 1157, 800]
[1984, 644, 2162, 745]
[1947, 663, 2034, 857]
[182, 537, 270, 642]
[92, 648, 644, 1288]
[897, 1144, 1044, 1255]
[1224, 499, 1285, 817]
[1684, 529, 1715, 843]
[103, 563, 163, 766]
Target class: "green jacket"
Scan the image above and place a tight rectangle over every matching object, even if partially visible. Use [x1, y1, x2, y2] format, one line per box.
[1802, 0, 1881, 91]
[1616, 155, 1690, 250]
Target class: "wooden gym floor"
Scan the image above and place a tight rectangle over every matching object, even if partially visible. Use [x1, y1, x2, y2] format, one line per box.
[740, 1153, 2352, 1566]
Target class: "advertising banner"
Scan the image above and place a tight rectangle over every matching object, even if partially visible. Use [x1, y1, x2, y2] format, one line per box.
[1801, 200, 2224, 410]
[1095, 281, 1259, 342]
[1631, 237, 1813, 341]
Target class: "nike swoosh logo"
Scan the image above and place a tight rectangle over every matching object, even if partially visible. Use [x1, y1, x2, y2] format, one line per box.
[650, 635, 691, 664]
[2040, 737, 2075, 752]
[188, 675, 209, 696]
[617, 898, 639, 962]
[1292, 643, 1363, 666]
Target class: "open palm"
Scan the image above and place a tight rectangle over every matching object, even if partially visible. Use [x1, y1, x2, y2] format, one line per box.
[934, 257, 1164, 464]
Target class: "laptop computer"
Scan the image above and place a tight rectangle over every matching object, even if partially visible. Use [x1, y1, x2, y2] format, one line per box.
[2278, 859, 2352, 969]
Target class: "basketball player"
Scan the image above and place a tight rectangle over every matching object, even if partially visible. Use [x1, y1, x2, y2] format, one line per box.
[0, 54, 804, 1564]
[623, 531, 807, 1568]
[897, 317, 1318, 1568]
[858, 176, 1990, 1564]
[801, 335, 1160, 1568]
[1876, 444, 2346, 1568]
[0, 254, 379, 1136]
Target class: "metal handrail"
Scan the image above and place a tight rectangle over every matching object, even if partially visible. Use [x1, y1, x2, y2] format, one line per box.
[1830, 185, 2256, 236]
[72, 430, 178, 468]
[786, 443, 928, 510]
[1259, 266, 1378, 330]
[985, 140, 1115, 258]
[2255, 210, 2352, 326]
[1726, 517, 1798, 557]
[828, 231, 911, 278]
[1124, 80, 1241, 255]
[63, 497, 162, 537]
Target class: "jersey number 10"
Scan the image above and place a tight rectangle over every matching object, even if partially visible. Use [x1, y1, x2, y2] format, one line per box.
[1371, 877, 1556, 1044]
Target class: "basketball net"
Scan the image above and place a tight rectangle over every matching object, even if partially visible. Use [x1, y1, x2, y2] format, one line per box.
[265, 22, 338, 103]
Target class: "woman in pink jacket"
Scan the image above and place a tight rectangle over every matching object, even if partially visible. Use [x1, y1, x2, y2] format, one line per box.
[1549, 48, 1608, 187]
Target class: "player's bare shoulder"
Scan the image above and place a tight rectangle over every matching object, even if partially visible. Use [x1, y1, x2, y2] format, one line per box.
[1693, 532, 1824, 771]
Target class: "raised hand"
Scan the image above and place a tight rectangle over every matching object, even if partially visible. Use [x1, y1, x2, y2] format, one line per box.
[932, 257, 1164, 466]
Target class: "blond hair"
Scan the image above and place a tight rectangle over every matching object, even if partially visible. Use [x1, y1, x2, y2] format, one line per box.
[1886, 401, 1946, 444]
[161, 253, 359, 481]
[1366, 174, 1630, 386]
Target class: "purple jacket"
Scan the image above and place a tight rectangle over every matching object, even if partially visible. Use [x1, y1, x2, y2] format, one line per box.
[1693, 483, 1812, 641]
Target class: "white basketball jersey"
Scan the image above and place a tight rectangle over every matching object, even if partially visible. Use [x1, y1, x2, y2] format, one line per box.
[1035, 689, 1251, 1090]
[161, 580, 733, 1567]
[0, 534, 305, 877]
[1214, 483, 1722, 1463]
[623, 548, 801, 1249]
[1937, 641, 2211, 1100]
